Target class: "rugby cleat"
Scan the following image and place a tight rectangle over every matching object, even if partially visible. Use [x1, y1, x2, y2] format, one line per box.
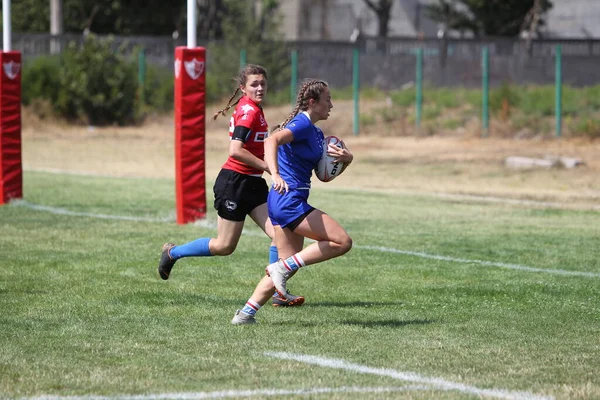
[272, 292, 305, 307]
[231, 310, 256, 325]
[158, 243, 176, 280]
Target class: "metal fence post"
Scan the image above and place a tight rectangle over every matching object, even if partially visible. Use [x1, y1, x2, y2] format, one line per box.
[481, 46, 489, 138]
[416, 47, 423, 129]
[555, 45, 562, 138]
[290, 49, 298, 106]
[240, 49, 247, 69]
[138, 48, 146, 105]
[352, 47, 360, 136]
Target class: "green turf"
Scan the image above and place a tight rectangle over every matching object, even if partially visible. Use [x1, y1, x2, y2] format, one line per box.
[1, 171, 598, 399]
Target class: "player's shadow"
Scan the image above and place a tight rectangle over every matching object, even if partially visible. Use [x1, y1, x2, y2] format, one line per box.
[289, 318, 434, 329]
[117, 292, 240, 306]
[341, 319, 434, 328]
[305, 301, 403, 308]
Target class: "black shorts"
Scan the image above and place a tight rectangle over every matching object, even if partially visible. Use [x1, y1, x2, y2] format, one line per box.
[213, 169, 269, 222]
[286, 208, 315, 232]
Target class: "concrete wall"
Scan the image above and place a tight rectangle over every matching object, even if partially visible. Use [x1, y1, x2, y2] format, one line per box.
[277, 0, 600, 41]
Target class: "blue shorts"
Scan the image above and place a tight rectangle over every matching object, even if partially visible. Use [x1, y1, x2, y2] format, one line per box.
[268, 188, 314, 229]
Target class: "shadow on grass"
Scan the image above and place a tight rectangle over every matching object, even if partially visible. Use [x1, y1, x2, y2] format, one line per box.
[284, 318, 435, 328]
[305, 301, 403, 308]
[118, 293, 406, 308]
[115, 291, 240, 306]
[341, 319, 434, 328]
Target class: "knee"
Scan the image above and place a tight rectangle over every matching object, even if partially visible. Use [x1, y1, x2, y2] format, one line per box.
[338, 234, 353, 255]
[212, 243, 236, 256]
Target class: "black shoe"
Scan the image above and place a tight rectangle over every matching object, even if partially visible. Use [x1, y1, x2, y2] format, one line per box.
[272, 292, 305, 307]
[158, 243, 176, 280]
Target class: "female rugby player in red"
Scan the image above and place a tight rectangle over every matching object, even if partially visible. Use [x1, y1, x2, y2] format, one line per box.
[158, 64, 304, 308]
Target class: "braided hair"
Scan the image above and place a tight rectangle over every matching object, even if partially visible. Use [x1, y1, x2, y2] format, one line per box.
[271, 79, 329, 133]
[213, 64, 268, 120]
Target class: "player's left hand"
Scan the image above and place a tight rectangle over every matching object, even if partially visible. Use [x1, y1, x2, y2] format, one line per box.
[328, 144, 353, 165]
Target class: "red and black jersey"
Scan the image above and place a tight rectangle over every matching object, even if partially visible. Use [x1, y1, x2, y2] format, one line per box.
[221, 96, 268, 176]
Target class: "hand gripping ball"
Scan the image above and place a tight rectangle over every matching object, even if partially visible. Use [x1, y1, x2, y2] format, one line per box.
[315, 135, 346, 182]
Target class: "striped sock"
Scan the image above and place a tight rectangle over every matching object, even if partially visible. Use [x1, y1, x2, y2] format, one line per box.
[270, 246, 280, 299]
[282, 254, 305, 272]
[240, 299, 261, 316]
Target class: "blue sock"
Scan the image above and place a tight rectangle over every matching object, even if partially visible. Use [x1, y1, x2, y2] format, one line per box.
[169, 238, 212, 259]
[269, 245, 278, 263]
[241, 299, 261, 316]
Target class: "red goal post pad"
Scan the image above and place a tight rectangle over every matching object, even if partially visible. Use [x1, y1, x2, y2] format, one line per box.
[0, 51, 23, 205]
[174, 46, 207, 224]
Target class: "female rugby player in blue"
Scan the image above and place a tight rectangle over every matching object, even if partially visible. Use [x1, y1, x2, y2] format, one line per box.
[158, 64, 304, 308]
[232, 79, 354, 324]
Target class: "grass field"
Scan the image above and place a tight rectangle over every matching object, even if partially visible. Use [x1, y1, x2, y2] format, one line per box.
[1, 170, 599, 400]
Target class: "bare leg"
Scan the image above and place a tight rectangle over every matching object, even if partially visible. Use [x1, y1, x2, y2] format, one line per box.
[286, 209, 352, 266]
[249, 203, 275, 245]
[209, 217, 244, 255]
[247, 275, 277, 305]
[248, 224, 303, 306]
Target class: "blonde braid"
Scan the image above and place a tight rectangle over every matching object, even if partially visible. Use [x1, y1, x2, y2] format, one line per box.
[271, 79, 328, 133]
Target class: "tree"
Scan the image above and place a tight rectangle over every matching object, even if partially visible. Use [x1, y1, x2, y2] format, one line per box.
[8, 0, 275, 40]
[196, 0, 226, 40]
[363, 0, 394, 38]
[10, 0, 48, 32]
[425, 0, 553, 37]
[212, 0, 288, 93]
[10, 0, 184, 35]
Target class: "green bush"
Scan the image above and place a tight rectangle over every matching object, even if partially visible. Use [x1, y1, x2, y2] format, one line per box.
[141, 63, 173, 113]
[56, 35, 139, 126]
[389, 89, 415, 107]
[22, 55, 61, 106]
[569, 116, 600, 139]
[582, 86, 600, 110]
[330, 86, 354, 101]
[426, 87, 461, 108]
[264, 88, 293, 107]
[490, 83, 520, 113]
[360, 112, 376, 127]
[517, 85, 555, 116]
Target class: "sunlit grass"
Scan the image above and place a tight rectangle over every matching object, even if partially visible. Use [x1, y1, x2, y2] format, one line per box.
[1, 171, 599, 399]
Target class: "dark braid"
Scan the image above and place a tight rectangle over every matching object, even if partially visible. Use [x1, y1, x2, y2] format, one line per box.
[213, 64, 268, 121]
[212, 88, 241, 120]
[271, 79, 328, 133]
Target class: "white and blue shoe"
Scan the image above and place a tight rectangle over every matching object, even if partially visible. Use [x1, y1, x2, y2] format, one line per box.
[231, 310, 256, 325]
[266, 259, 292, 299]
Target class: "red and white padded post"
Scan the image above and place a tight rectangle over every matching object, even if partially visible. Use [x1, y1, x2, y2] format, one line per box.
[0, 51, 22, 205]
[174, 46, 206, 224]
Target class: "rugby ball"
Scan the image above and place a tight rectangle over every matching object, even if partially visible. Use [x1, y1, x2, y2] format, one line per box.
[315, 135, 345, 182]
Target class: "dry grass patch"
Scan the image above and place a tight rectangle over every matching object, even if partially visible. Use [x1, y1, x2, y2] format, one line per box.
[21, 101, 600, 208]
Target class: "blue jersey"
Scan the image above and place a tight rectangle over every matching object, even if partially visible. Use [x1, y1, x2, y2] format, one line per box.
[278, 112, 324, 190]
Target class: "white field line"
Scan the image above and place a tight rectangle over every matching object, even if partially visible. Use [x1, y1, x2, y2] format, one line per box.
[265, 352, 553, 400]
[11, 200, 174, 223]
[323, 186, 600, 211]
[11, 200, 599, 279]
[26, 168, 138, 179]
[8, 201, 560, 400]
[422, 191, 600, 211]
[358, 245, 600, 278]
[21, 385, 430, 400]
